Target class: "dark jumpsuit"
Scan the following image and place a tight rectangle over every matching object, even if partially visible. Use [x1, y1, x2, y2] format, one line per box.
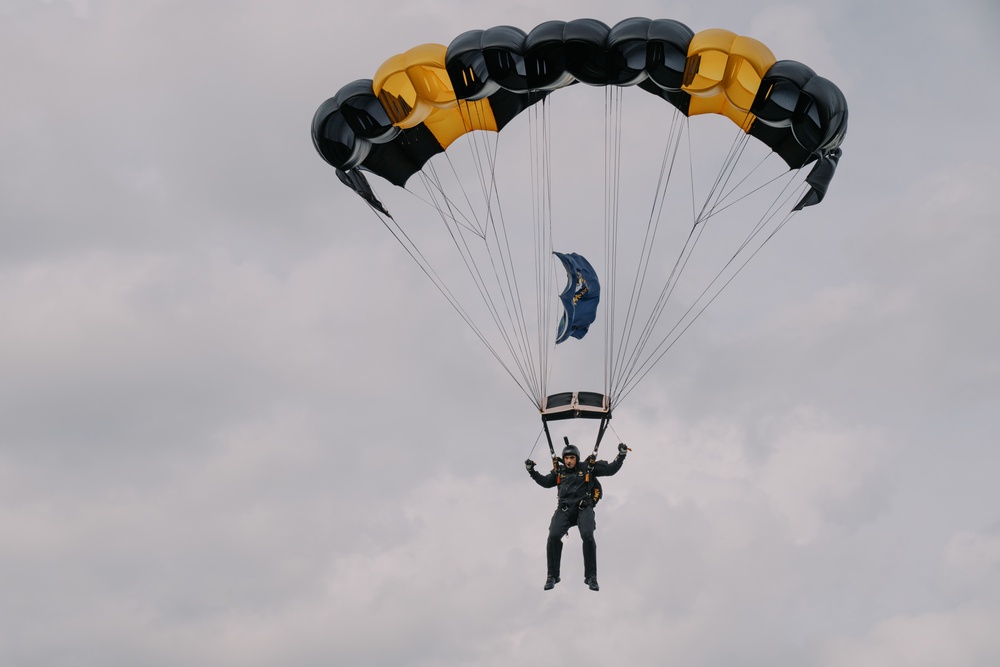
[528, 453, 625, 581]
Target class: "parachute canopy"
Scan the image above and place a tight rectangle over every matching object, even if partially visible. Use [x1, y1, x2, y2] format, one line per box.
[313, 17, 847, 209]
[312, 17, 848, 415]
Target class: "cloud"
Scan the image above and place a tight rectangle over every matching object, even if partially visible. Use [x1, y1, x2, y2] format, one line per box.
[943, 527, 1000, 596]
[2, 1, 999, 665]
[820, 607, 1000, 667]
[756, 407, 892, 543]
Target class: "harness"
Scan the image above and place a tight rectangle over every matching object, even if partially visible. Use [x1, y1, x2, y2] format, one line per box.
[538, 392, 612, 508]
[552, 444, 603, 507]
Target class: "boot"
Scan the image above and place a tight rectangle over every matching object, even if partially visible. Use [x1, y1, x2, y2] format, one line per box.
[544, 575, 560, 591]
[584, 576, 600, 592]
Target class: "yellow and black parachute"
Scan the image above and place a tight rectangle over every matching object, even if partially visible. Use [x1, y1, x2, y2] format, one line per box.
[312, 18, 847, 437]
[314, 18, 845, 204]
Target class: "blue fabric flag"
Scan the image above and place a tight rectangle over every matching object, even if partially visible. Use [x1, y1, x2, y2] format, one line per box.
[554, 251, 601, 344]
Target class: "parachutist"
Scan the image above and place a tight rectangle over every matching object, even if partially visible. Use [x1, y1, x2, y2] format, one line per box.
[526, 442, 628, 591]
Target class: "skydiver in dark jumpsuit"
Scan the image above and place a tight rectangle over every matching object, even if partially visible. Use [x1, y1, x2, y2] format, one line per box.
[525, 442, 628, 591]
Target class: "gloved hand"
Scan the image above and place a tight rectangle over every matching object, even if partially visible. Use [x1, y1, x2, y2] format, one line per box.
[618, 442, 629, 455]
[525, 459, 536, 472]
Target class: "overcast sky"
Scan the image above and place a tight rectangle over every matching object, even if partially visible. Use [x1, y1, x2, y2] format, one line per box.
[2, 0, 999, 665]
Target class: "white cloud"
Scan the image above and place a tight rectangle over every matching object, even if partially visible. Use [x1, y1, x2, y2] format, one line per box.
[749, 4, 846, 80]
[34, 0, 90, 18]
[820, 607, 1000, 667]
[1, 1, 999, 665]
[756, 407, 891, 544]
[943, 528, 1000, 595]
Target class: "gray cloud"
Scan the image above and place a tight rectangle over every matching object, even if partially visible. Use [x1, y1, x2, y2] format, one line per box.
[2, 1, 998, 665]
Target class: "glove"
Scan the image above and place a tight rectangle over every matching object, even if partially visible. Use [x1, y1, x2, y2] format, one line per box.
[618, 442, 629, 455]
[525, 459, 536, 472]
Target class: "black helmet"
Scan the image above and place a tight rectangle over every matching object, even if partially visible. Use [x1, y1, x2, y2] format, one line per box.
[562, 443, 580, 459]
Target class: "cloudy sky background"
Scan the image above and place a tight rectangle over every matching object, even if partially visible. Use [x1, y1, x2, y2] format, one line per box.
[2, 0, 999, 665]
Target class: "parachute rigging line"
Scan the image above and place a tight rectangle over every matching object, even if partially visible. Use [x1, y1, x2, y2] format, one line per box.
[411, 157, 542, 403]
[613, 183, 807, 406]
[442, 140, 543, 401]
[610, 108, 689, 392]
[607, 120, 809, 406]
[528, 97, 556, 405]
[356, 188, 540, 406]
[527, 425, 545, 459]
[604, 84, 624, 402]
[421, 159, 544, 403]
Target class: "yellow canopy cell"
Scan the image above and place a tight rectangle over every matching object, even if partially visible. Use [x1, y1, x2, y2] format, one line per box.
[683, 29, 775, 130]
[373, 43, 499, 145]
[683, 29, 738, 100]
[724, 35, 776, 116]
